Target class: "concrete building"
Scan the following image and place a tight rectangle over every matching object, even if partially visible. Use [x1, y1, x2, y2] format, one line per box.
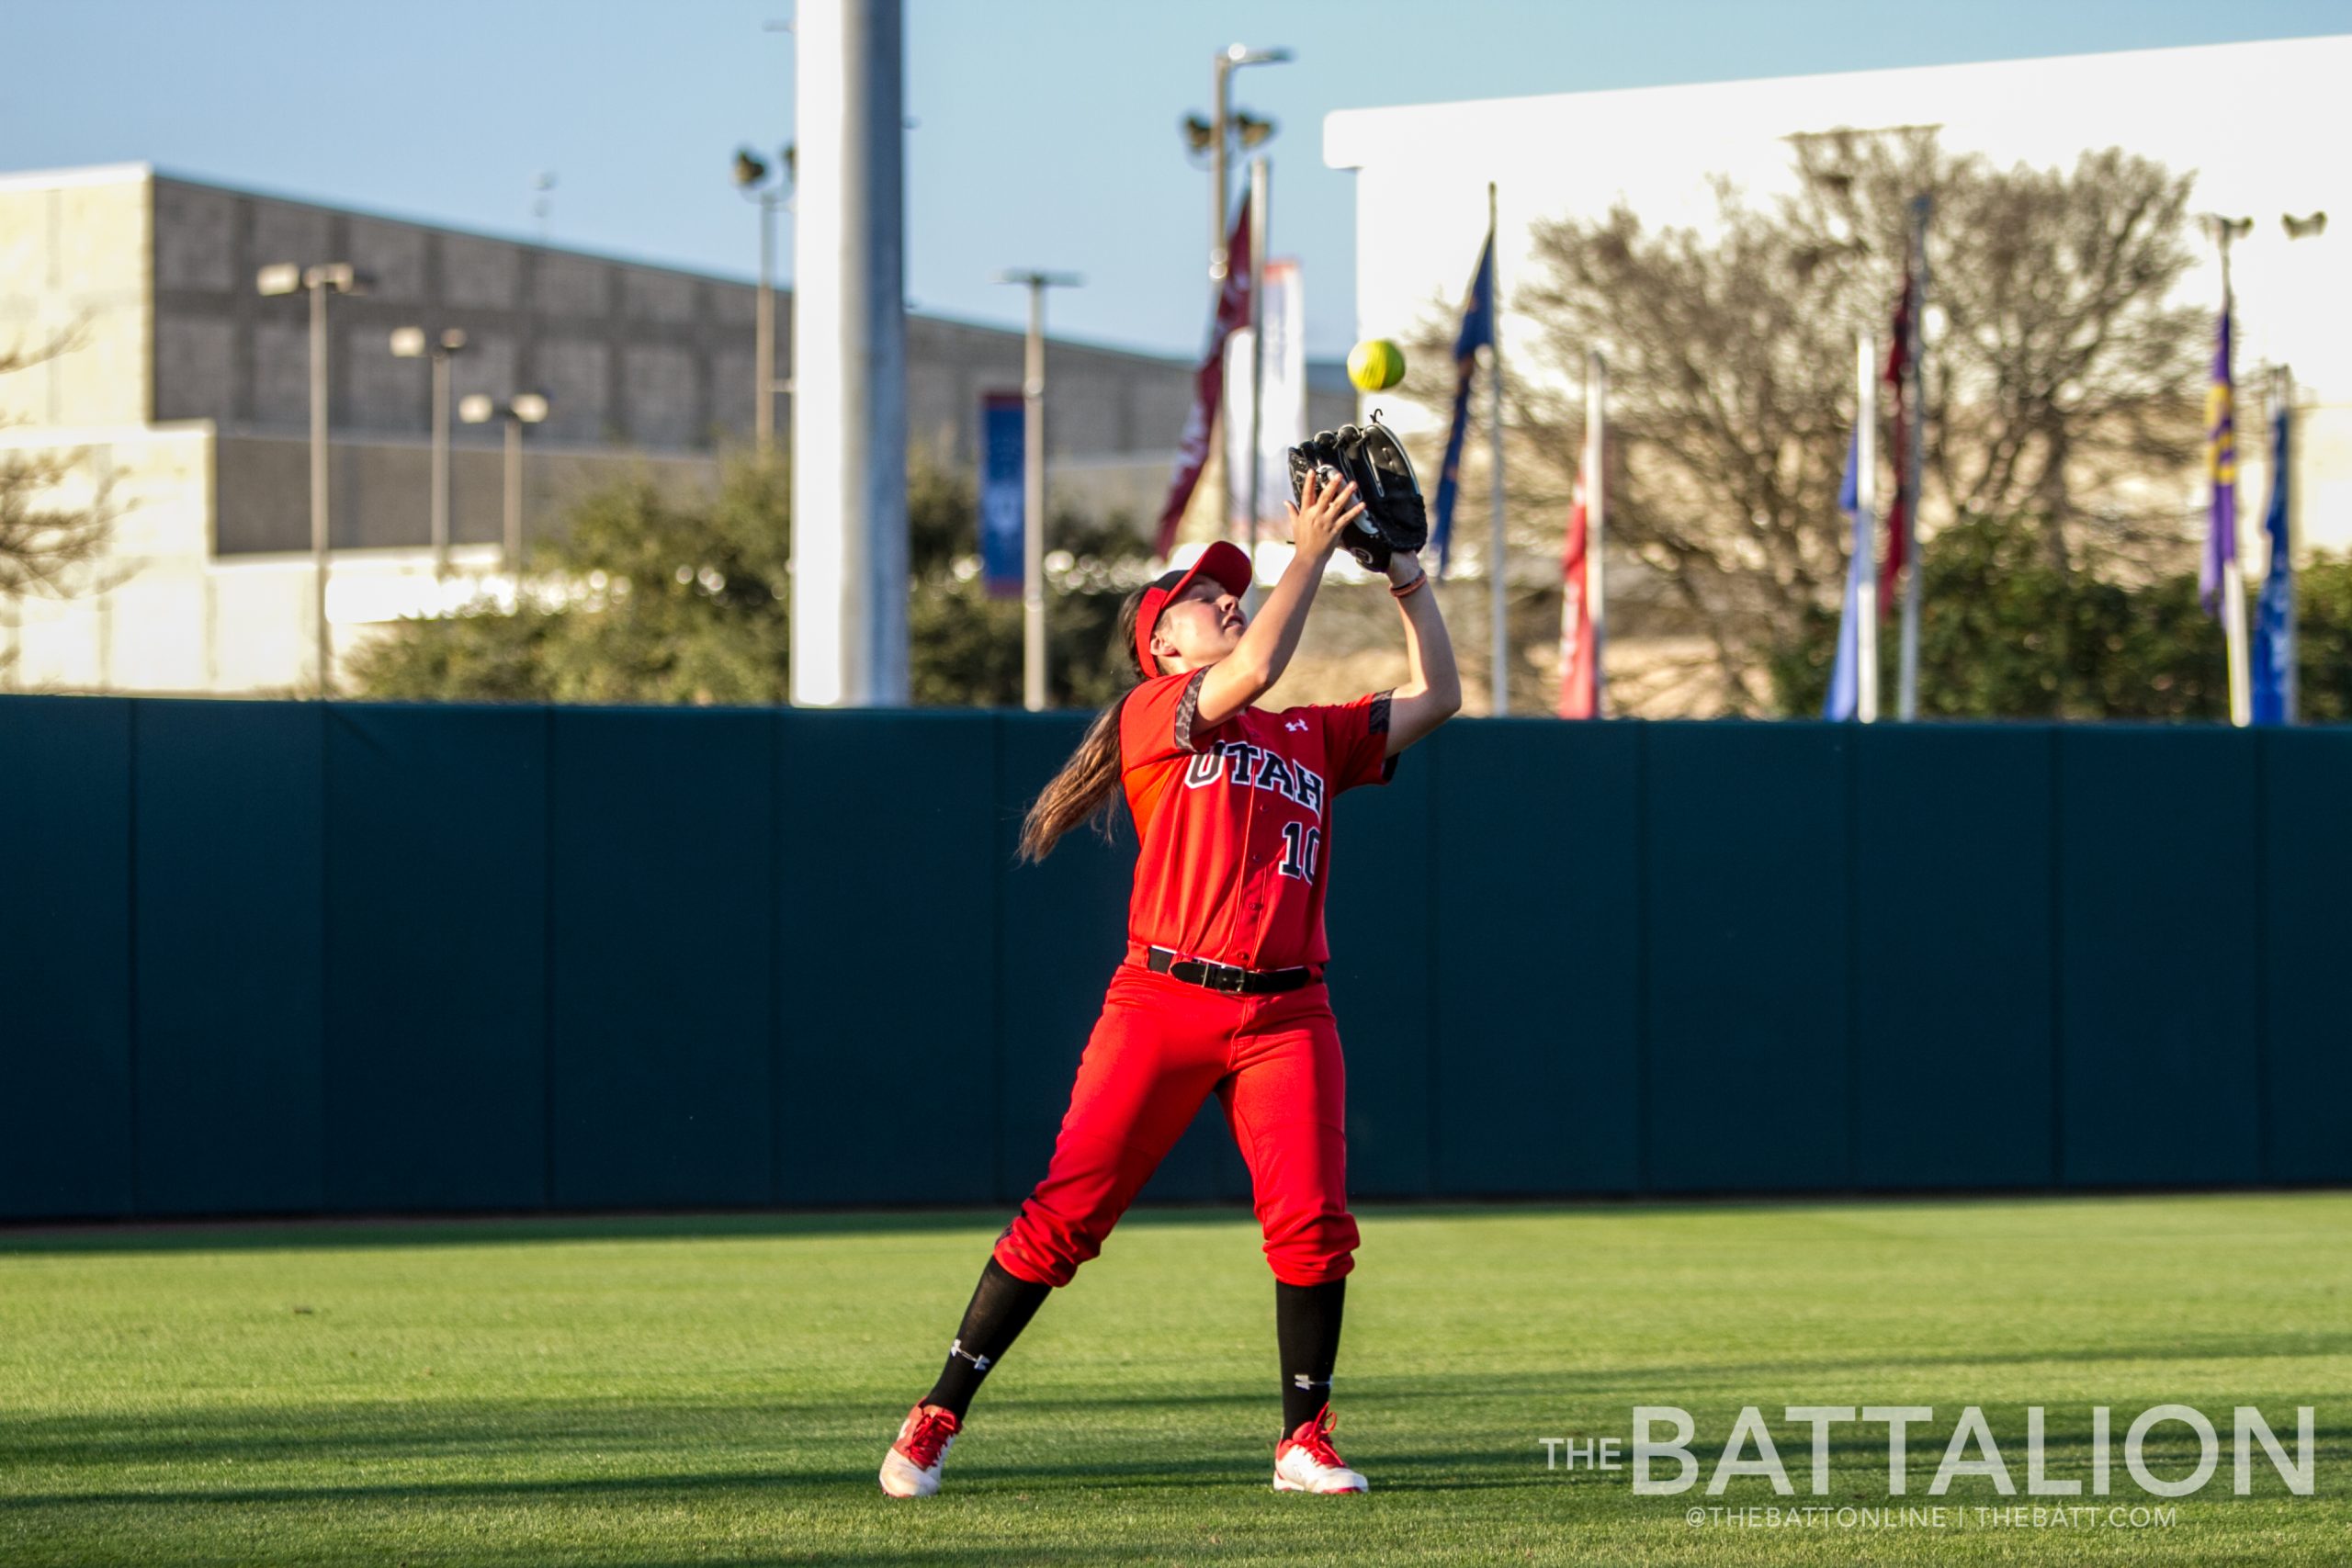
[0, 164, 1348, 695]
[1326, 34, 2352, 713]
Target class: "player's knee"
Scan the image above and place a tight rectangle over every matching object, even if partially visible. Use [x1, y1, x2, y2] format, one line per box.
[993, 1211, 1104, 1289]
[1262, 1208, 1359, 1286]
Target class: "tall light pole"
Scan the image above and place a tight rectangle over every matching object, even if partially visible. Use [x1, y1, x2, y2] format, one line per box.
[996, 269, 1080, 711]
[1187, 44, 1289, 292]
[734, 146, 794, 455]
[460, 392, 550, 592]
[390, 326, 468, 585]
[258, 260, 367, 698]
[1182, 44, 1286, 550]
[1243, 156, 1270, 568]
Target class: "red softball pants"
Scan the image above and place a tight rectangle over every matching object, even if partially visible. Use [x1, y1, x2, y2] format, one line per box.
[993, 961, 1361, 1290]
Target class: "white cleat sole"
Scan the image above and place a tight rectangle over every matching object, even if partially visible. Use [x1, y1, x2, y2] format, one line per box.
[879, 1437, 952, 1497]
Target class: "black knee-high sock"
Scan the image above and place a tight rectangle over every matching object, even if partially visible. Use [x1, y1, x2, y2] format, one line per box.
[1276, 1278, 1347, 1438]
[921, 1258, 1051, 1420]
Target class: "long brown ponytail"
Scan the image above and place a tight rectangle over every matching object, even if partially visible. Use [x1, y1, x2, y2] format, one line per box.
[1017, 585, 1154, 863]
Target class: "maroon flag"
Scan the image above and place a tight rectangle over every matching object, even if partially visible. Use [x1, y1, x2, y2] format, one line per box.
[1155, 201, 1253, 556]
[1879, 271, 1915, 615]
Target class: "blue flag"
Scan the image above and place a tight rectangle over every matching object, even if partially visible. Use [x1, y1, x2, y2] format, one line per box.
[1431, 228, 1495, 575]
[979, 391, 1025, 600]
[1824, 429, 1868, 722]
[2251, 398, 2294, 725]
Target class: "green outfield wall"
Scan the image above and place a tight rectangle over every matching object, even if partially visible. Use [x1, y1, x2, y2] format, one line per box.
[3, 696, 2345, 1222]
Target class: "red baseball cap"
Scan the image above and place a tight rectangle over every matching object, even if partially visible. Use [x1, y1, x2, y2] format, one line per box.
[1135, 540, 1254, 677]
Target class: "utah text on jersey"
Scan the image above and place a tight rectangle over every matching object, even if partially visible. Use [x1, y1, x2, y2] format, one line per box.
[1184, 739, 1329, 818]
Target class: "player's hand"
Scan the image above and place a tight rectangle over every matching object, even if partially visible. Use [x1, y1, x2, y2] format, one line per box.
[1286, 468, 1363, 561]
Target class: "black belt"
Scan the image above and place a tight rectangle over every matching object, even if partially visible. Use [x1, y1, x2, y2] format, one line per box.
[1145, 946, 1317, 995]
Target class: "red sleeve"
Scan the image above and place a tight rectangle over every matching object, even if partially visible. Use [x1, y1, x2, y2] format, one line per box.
[1318, 690, 1398, 795]
[1119, 669, 1216, 771]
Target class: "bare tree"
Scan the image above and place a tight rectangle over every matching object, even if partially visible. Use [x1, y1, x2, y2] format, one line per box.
[1419, 129, 2204, 714]
[0, 329, 117, 605]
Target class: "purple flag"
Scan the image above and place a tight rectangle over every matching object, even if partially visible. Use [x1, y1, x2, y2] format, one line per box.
[2199, 304, 2236, 614]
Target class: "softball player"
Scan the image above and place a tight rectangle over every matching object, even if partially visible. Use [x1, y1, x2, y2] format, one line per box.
[880, 469, 1462, 1497]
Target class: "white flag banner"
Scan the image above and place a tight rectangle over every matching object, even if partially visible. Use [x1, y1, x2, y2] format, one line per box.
[1224, 257, 1305, 532]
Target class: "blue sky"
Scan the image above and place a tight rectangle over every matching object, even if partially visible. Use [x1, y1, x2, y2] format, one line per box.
[5, 0, 2346, 358]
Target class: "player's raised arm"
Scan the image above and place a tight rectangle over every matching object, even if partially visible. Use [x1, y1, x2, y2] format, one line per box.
[1378, 550, 1462, 755]
[1193, 470, 1361, 728]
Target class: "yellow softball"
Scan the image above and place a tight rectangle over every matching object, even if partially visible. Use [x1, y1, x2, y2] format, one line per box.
[1346, 338, 1407, 392]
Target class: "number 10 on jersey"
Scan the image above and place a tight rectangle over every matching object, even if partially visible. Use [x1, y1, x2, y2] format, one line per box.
[1278, 821, 1322, 881]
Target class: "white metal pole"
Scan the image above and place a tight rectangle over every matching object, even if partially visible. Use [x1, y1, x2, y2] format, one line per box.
[430, 349, 451, 581]
[790, 0, 910, 706]
[1245, 156, 1269, 574]
[755, 192, 776, 456]
[2278, 365, 2298, 726]
[1856, 331, 1878, 725]
[309, 278, 332, 698]
[1899, 197, 1928, 721]
[1584, 349, 1607, 718]
[1209, 52, 1230, 293]
[1487, 182, 1507, 716]
[1022, 278, 1046, 712]
[503, 415, 523, 581]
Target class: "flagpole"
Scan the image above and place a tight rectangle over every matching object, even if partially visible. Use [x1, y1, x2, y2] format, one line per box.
[2217, 228, 2252, 728]
[1899, 197, 1929, 722]
[2279, 365, 2298, 725]
[1585, 348, 1608, 717]
[1856, 332, 1878, 725]
[1487, 182, 1508, 716]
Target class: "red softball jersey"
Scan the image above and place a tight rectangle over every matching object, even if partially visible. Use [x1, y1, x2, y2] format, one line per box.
[1118, 668, 1396, 972]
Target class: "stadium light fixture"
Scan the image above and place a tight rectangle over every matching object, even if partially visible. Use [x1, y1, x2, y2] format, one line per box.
[1192, 43, 1292, 287]
[256, 257, 371, 696]
[734, 143, 793, 454]
[458, 393, 553, 580]
[993, 270, 1084, 713]
[390, 327, 469, 579]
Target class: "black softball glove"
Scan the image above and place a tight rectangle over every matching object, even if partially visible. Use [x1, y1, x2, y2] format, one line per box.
[1285, 416, 1428, 573]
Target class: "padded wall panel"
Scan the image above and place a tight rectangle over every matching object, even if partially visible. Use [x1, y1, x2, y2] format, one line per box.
[0, 697, 134, 1217]
[2257, 729, 2352, 1183]
[1852, 726, 2057, 1188]
[1643, 723, 1851, 1191]
[323, 705, 549, 1211]
[2056, 728, 2261, 1186]
[133, 700, 325, 1215]
[548, 708, 774, 1208]
[775, 710, 1000, 1204]
[1430, 721, 1641, 1195]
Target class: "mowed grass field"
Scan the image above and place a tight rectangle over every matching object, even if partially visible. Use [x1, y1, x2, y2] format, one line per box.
[1, 1195, 2346, 1567]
